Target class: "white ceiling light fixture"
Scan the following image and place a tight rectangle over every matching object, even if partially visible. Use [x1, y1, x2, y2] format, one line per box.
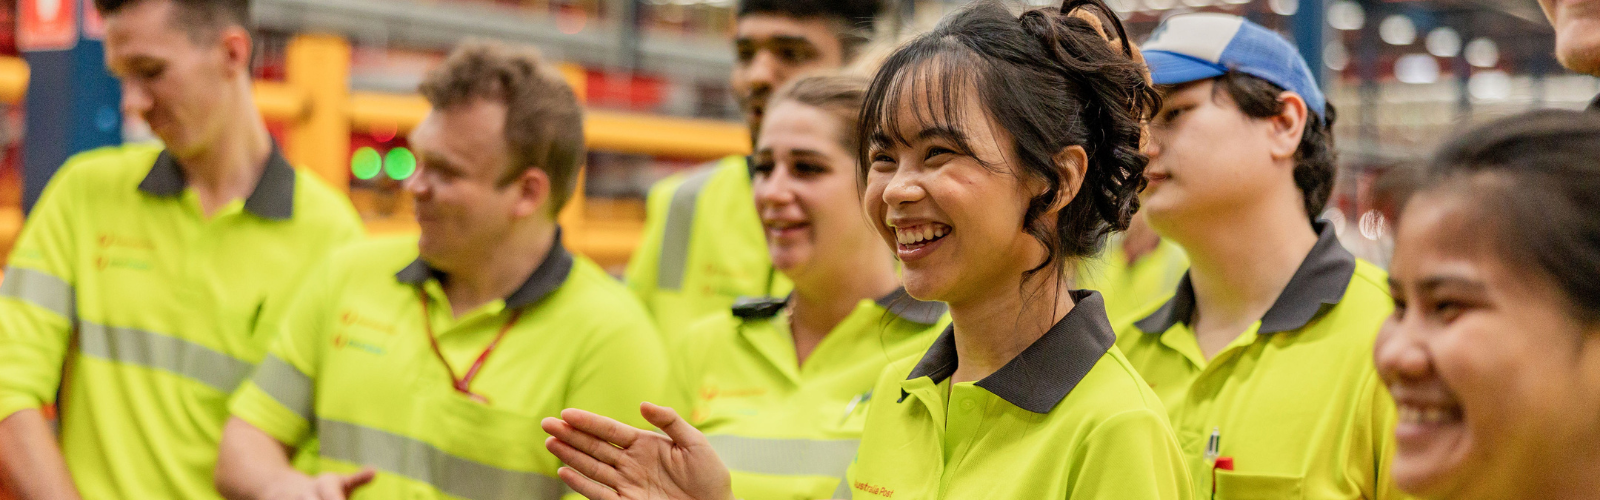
[1145, 0, 1177, 10]
[1270, 0, 1298, 15]
[1465, 38, 1499, 68]
[1223, 0, 1251, 5]
[1394, 53, 1441, 84]
[1324, 41, 1350, 71]
[1379, 15, 1417, 45]
[1183, 0, 1214, 7]
[1107, 0, 1139, 14]
[1468, 70, 1512, 101]
[1327, 1, 1364, 30]
[1426, 27, 1462, 58]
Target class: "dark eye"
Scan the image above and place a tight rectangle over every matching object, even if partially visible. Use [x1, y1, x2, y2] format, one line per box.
[750, 161, 776, 178]
[735, 44, 756, 63]
[1158, 106, 1186, 124]
[795, 162, 827, 176]
[1391, 297, 1407, 319]
[925, 147, 955, 160]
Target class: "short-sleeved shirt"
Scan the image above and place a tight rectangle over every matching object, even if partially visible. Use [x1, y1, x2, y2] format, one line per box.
[624, 156, 791, 337]
[0, 144, 363, 499]
[848, 291, 1193, 500]
[673, 288, 947, 500]
[1115, 222, 1406, 499]
[229, 234, 673, 500]
[1078, 237, 1189, 323]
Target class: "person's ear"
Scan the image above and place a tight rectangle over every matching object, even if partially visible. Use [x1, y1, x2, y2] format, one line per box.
[218, 26, 253, 78]
[510, 167, 553, 218]
[1045, 145, 1088, 213]
[1268, 92, 1310, 161]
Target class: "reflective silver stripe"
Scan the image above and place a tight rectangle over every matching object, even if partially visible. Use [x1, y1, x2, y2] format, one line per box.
[77, 322, 253, 393]
[319, 419, 564, 500]
[707, 435, 858, 484]
[0, 266, 75, 319]
[253, 355, 314, 422]
[657, 166, 719, 291]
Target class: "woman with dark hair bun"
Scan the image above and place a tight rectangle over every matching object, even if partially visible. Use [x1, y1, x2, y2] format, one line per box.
[539, 2, 1191, 499]
[1377, 109, 1600, 499]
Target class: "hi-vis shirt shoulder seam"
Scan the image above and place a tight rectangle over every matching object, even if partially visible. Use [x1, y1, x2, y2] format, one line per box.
[656, 164, 722, 291]
[318, 418, 568, 500]
[252, 354, 314, 422]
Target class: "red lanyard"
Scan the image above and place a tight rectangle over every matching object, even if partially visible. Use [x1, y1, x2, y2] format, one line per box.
[417, 290, 525, 404]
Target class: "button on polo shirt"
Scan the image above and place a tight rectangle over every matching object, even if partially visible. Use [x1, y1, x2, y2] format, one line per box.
[672, 288, 948, 500]
[847, 291, 1192, 500]
[230, 234, 673, 500]
[0, 144, 363, 499]
[1115, 222, 1406, 499]
[624, 156, 792, 338]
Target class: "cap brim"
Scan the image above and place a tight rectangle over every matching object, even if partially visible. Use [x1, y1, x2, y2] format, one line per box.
[1144, 50, 1227, 86]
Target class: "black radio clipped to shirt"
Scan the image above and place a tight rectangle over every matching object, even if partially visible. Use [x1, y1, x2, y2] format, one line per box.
[731, 296, 787, 319]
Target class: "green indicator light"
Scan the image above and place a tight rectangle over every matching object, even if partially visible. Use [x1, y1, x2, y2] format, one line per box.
[351, 147, 381, 180]
[385, 147, 417, 180]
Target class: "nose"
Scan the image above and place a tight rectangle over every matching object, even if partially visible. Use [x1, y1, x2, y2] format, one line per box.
[1145, 130, 1165, 160]
[121, 81, 152, 118]
[1374, 313, 1432, 382]
[745, 51, 780, 94]
[753, 166, 797, 208]
[881, 166, 926, 206]
[403, 169, 430, 201]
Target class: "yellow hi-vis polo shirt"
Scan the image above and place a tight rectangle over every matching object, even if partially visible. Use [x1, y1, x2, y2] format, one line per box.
[624, 156, 792, 338]
[671, 288, 948, 500]
[1115, 222, 1406, 499]
[0, 144, 363, 499]
[1078, 237, 1188, 324]
[847, 291, 1193, 500]
[229, 233, 674, 500]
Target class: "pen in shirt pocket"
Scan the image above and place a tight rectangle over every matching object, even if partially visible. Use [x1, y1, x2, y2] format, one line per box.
[840, 391, 873, 424]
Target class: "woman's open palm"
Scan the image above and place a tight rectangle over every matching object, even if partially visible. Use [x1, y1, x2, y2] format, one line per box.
[542, 403, 734, 500]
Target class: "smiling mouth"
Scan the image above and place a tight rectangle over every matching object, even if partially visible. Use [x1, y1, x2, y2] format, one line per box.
[894, 223, 951, 248]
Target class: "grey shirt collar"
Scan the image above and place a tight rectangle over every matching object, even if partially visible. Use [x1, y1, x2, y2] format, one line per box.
[138, 145, 297, 220]
[899, 290, 1116, 414]
[395, 229, 576, 310]
[1133, 220, 1357, 336]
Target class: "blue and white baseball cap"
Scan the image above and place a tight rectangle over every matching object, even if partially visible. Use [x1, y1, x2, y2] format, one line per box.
[1141, 13, 1327, 117]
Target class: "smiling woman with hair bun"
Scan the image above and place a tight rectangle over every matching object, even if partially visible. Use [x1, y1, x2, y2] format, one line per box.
[538, 1, 1191, 499]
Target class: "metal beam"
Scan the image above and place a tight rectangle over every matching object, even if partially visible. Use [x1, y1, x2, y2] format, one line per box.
[253, 0, 734, 81]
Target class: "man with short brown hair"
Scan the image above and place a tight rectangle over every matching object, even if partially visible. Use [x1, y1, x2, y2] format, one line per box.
[0, 0, 363, 498]
[216, 41, 670, 500]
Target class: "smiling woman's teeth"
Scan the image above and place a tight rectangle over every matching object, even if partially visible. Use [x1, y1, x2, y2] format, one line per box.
[1398, 405, 1459, 424]
[896, 225, 950, 245]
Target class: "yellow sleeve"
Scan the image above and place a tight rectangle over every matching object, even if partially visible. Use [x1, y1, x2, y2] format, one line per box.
[0, 164, 83, 419]
[1362, 371, 1414, 500]
[1068, 408, 1194, 500]
[566, 314, 676, 430]
[229, 256, 339, 447]
[623, 173, 687, 306]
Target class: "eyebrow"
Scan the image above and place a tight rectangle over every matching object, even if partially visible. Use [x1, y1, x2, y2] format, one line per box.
[1414, 275, 1487, 295]
[736, 35, 817, 47]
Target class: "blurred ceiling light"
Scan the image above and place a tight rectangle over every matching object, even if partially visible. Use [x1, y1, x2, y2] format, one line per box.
[1394, 53, 1440, 84]
[1324, 41, 1350, 71]
[1107, 0, 1139, 13]
[1183, 0, 1214, 7]
[1270, 0, 1299, 15]
[1468, 70, 1512, 100]
[1223, 0, 1251, 5]
[1327, 1, 1364, 31]
[1379, 15, 1417, 45]
[1465, 38, 1499, 68]
[1145, 0, 1178, 11]
[1426, 27, 1462, 58]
